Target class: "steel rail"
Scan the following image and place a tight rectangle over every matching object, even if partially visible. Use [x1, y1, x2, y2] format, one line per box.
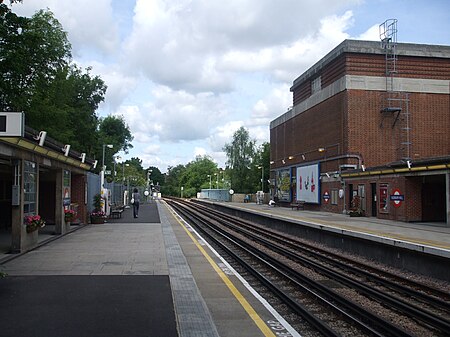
[190, 199, 450, 307]
[185, 200, 450, 333]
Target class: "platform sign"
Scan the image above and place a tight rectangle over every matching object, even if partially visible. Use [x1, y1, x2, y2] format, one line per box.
[0, 112, 24, 136]
[390, 188, 404, 208]
[323, 191, 330, 203]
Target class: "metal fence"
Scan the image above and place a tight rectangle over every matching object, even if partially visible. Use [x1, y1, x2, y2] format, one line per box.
[198, 189, 231, 202]
[86, 172, 101, 213]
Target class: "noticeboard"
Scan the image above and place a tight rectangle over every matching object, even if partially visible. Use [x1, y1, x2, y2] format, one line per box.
[0, 112, 24, 137]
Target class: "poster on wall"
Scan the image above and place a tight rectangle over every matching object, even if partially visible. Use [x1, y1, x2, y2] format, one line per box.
[275, 168, 291, 202]
[296, 164, 320, 203]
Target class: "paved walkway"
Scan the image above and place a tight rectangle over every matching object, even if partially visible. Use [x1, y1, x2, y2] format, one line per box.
[0, 202, 217, 337]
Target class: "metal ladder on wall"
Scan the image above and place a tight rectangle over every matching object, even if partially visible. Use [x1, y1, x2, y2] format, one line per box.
[379, 19, 411, 161]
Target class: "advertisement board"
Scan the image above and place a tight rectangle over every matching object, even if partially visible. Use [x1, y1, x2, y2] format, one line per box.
[275, 168, 291, 202]
[296, 164, 320, 203]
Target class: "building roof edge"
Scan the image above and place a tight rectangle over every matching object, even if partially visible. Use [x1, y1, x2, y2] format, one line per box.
[290, 39, 450, 92]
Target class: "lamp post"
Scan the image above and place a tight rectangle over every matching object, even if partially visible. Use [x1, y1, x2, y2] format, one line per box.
[207, 174, 212, 189]
[123, 163, 129, 183]
[147, 169, 153, 188]
[222, 171, 226, 188]
[101, 144, 113, 189]
[257, 165, 264, 192]
[215, 172, 218, 189]
[113, 155, 122, 180]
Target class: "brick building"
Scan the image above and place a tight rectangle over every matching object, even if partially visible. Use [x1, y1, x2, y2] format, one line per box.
[270, 39, 450, 224]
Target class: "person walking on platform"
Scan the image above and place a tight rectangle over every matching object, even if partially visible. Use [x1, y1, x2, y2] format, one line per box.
[132, 188, 140, 218]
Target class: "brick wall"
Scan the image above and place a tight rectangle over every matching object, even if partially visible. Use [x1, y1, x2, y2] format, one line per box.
[344, 176, 421, 221]
[271, 91, 346, 171]
[347, 90, 450, 166]
[71, 173, 87, 224]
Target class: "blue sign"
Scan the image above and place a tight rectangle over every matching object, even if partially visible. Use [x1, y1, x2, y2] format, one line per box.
[390, 194, 404, 201]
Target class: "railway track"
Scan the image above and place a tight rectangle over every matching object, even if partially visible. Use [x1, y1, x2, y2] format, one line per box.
[166, 198, 450, 337]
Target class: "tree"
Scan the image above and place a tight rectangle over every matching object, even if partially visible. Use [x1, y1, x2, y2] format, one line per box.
[146, 166, 164, 189]
[223, 127, 256, 193]
[0, 7, 72, 112]
[26, 64, 106, 154]
[97, 115, 133, 169]
[1, 6, 111, 162]
[163, 164, 186, 197]
[181, 155, 217, 196]
[251, 142, 270, 193]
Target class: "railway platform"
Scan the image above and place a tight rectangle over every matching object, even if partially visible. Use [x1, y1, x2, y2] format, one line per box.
[209, 200, 450, 254]
[0, 201, 298, 337]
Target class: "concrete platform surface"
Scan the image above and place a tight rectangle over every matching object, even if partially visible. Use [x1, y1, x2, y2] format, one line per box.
[1, 201, 298, 337]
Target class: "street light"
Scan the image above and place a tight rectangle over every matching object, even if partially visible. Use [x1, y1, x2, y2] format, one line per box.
[220, 170, 225, 189]
[257, 165, 264, 192]
[147, 169, 153, 188]
[123, 163, 129, 183]
[207, 174, 212, 189]
[114, 155, 121, 180]
[101, 144, 113, 188]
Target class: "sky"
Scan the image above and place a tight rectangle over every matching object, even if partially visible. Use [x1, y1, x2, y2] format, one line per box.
[9, 0, 450, 173]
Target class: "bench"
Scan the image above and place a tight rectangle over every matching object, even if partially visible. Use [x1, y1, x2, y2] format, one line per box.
[290, 201, 305, 210]
[110, 205, 125, 218]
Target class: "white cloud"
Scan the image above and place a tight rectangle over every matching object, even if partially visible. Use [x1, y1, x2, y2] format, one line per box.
[357, 24, 380, 41]
[121, 0, 360, 93]
[13, 0, 120, 56]
[15, 0, 440, 174]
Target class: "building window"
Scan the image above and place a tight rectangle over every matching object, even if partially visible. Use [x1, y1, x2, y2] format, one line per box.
[311, 76, 321, 94]
[331, 189, 338, 205]
[24, 161, 37, 215]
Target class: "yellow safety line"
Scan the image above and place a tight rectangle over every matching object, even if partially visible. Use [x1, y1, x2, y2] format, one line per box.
[167, 205, 276, 337]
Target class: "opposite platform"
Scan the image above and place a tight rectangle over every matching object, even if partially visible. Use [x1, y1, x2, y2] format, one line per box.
[204, 200, 450, 257]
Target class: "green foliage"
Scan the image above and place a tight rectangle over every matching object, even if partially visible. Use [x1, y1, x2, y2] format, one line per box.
[92, 193, 102, 211]
[252, 142, 270, 192]
[26, 64, 106, 155]
[0, 7, 72, 112]
[99, 115, 133, 153]
[162, 164, 186, 197]
[146, 166, 164, 189]
[181, 156, 217, 193]
[0, 7, 124, 165]
[223, 127, 256, 193]
[98, 116, 133, 171]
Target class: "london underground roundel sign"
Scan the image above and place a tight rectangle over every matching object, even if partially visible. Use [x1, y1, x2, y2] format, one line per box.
[390, 188, 404, 208]
[323, 191, 330, 203]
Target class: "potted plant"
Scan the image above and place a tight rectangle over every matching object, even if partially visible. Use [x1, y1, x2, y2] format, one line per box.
[24, 215, 46, 233]
[90, 193, 105, 224]
[349, 195, 365, 217]
[90, 210, 106, 224]
[64, 209, 76, 223]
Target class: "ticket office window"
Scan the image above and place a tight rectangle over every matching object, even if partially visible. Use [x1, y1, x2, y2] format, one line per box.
[379, 184, 389, 213]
